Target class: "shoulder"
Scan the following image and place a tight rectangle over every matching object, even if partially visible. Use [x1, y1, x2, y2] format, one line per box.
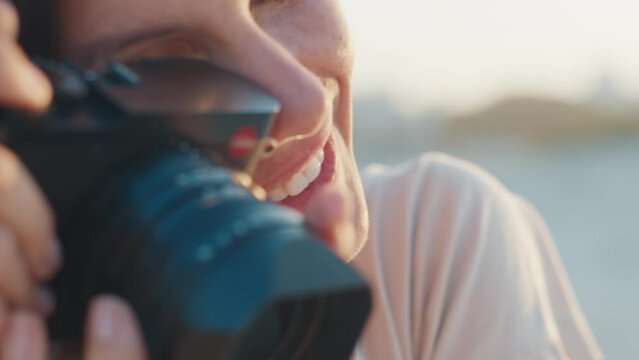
[356, 152, 537, 281]
[362, 152, 517, 224]
[357, 152, 559, 311]
[363, 152, 507, 194]
[353, 153, 552, 358]
[353, 153, 602, 360]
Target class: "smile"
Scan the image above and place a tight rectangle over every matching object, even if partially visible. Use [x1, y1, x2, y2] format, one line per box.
[267, 148, 325, 201]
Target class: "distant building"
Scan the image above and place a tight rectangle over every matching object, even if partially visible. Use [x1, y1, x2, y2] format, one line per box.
[587, 72, 628, 112]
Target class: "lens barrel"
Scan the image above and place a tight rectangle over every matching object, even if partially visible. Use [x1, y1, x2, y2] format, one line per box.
[49, 146, 371, 360]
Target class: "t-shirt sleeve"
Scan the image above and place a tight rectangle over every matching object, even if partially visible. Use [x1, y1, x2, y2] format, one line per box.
[351, 153, 603, 360]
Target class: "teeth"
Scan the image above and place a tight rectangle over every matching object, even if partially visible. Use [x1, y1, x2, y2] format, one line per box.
[286, 173, 309, 197]
[303, 157, 321, 183]
[268, 148, 325, 202]
[268, 187, 288, 202]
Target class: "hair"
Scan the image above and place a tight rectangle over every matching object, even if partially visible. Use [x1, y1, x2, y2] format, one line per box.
[11, 0, 60, 57]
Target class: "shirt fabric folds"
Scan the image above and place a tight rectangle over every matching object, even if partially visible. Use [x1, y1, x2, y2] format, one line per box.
[351, 153, 603, 360]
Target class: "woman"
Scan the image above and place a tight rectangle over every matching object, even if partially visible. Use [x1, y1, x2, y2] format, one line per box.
[0, 0, 602, 358]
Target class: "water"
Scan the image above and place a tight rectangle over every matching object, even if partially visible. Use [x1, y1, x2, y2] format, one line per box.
[356, 133, 639, 359]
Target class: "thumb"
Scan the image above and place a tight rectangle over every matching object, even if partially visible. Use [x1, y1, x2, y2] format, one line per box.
[83, 296, 148, 360]
[304, 186, 357, 262]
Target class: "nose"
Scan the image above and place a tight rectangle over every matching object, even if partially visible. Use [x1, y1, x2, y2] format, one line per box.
[205, 15, 329, 145]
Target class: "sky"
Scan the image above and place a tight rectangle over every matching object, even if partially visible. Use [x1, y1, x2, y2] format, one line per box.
[341, 0, 639, 115]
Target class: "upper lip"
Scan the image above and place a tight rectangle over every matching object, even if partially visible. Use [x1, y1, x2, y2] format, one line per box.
[254, 75, 339, 192]
[253, 125, 331, 191]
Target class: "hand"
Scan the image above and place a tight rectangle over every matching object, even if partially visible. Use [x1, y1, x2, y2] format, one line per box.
[0, 0, 59, 313]
[0, 0, 62, 355]
[0, 296, 148, 360]
[304, 185, 359, 262]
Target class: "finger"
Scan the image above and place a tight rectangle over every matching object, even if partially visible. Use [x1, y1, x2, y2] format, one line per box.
[0, 0, 18, 39]
[0, 228, 55, 313]
[0, 227, 34, 305]
[305, 188, 346, 248]
[0, 311, 47, 360]
[304, 187, 357, 261]
[84, 296, 148, 360]
[0, 37, 52, 111]
[0, 147, 61, 281]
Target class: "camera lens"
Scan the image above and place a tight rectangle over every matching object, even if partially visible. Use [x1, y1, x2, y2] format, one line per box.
[49, 145, 370, 360]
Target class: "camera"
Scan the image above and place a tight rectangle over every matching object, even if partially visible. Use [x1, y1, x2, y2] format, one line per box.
[0, 58, 371, 360]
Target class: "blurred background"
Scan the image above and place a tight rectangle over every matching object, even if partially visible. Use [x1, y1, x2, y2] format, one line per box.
[341, 0, 638, 358]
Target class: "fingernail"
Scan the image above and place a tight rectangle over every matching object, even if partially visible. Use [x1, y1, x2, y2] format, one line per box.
[3, 314, 33, 360]
[35, 287, 56, 316]
[92, 300, 117, 342]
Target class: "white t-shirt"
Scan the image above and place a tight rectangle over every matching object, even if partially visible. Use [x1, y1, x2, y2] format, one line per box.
[350, 153, 603, 360]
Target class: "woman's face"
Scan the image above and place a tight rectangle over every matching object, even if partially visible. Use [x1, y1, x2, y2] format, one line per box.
[60, 0, 369, 257]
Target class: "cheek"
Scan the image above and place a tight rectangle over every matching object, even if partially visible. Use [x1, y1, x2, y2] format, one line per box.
[62, 0, 147, 42]
[335, 76, 354, 146]
[333, 130, 369, 250]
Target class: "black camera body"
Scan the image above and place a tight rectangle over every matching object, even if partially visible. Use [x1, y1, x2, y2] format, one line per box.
[0, 59, 371, 360]
[3, 58, 278, 225]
